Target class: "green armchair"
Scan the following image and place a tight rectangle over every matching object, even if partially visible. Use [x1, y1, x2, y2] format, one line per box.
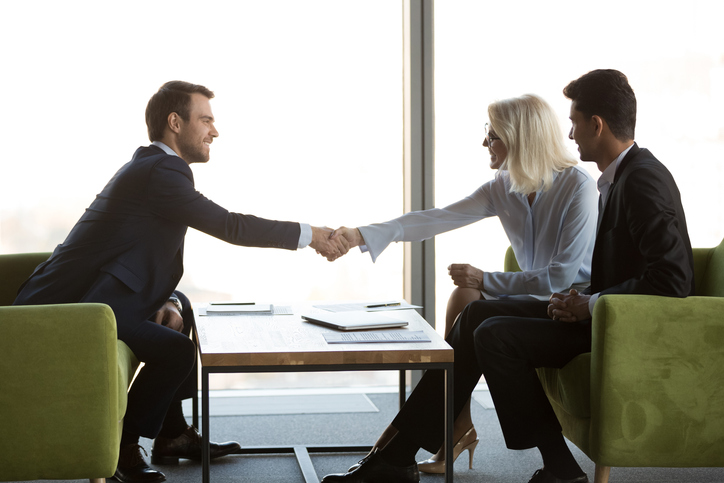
[0, 253, 139, 483]
[504, 240, 724, 483]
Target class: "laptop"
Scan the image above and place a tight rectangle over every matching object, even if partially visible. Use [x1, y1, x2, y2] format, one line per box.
[301, 311, 409, 331]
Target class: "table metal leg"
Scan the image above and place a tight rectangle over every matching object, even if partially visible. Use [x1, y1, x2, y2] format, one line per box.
[294, 446, 320, 483]
[191, 322, 200, 429]
[202, 367, 210, 483]
[198, 362, 450, 482]
[193, 391, 199, 429]
[445, 365, 454, 483]
[399, 370, 406, 409]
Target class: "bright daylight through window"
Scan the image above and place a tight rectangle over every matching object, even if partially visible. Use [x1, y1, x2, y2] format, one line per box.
[3, 0, 723, 386]
[0, 1, 403, 390]
[433, 0, 724, 334]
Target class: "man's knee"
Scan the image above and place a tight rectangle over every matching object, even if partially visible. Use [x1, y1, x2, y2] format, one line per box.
[159, 331, 196, 373]
[473, 317, 509, 353]
[457, 299, 506, 335]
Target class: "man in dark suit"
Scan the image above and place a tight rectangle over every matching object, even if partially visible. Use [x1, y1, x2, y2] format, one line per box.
[14, 81, 349, 483]
[321, 70, 694, 483]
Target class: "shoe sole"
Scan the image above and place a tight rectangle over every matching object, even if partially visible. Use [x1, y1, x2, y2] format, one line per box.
[151, 445, 241, 465]
[110, 473, 166, 483]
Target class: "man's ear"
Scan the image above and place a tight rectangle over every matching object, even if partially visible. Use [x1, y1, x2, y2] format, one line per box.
[167, 112, 182, 134]
[591, 115, 605, 137]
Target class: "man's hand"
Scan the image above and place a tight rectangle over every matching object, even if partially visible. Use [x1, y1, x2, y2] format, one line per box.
[448, 263, 484, 290]
[329, 226, 365, 249]
[153, 301, 184, 332]
[548, 289, 591, 322]
[310, 226, 350, 261]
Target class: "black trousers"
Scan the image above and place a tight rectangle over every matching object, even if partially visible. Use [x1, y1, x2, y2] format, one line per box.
[391, 299, 591, 452]
[120, 291, 197, 439]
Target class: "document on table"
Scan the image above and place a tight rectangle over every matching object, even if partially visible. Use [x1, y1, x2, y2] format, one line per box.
[323, 330, 431, 344]
[199, 304, 294, 316]
[207, 303, 272, 314]
[314, 301, 422, 313]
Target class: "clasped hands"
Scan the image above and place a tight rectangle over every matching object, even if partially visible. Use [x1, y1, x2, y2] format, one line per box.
[548, 289, 591, 322]
[310, 226, 365, 262]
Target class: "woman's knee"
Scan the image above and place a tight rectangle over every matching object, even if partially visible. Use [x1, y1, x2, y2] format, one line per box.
[448, 287, 482, 312]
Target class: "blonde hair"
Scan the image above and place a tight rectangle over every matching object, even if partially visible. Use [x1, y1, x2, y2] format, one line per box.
[488, 94, 577, 194]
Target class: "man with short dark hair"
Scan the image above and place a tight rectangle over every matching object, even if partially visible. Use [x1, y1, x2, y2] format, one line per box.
[14, 81, 349, 483]
[320, 69, 694, 483]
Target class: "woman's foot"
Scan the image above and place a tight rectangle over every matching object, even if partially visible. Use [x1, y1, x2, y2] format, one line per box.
[417, 426, 479, 474]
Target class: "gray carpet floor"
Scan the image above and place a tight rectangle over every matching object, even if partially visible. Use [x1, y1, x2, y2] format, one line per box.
[16, 392, 724, 483]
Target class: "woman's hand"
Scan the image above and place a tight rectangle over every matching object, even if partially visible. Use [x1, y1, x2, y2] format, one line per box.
[448, 263, 484, 290]
[330, 226, 365, 248]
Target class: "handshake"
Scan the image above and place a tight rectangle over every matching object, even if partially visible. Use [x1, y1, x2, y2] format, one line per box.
[310, 226, 364, 262]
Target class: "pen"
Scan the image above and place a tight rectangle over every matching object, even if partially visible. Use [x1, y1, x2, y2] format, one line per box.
[366, 302, 401, 308]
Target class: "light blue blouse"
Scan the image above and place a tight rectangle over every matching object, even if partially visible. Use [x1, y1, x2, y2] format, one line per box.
[358, 165, 598, 298]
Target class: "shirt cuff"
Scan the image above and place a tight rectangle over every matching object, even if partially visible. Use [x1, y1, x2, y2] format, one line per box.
[298, 223, 312, 249]
[588, 293, 600, 314]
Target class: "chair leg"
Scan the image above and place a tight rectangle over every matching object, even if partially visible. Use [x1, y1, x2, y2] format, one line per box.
[594, 465, 611, 483]
[89, 479, 105, 483]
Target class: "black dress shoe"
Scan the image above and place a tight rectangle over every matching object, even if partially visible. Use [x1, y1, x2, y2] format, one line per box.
[321, 448, 419, 483]
[346, 451, 374, 472]
[528, 467, 589, 483]
[111, 444, 166, 483]
[151, 425, 241, 465]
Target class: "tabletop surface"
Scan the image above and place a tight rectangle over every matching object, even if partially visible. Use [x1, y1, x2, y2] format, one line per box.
[195, 303, 453, 368]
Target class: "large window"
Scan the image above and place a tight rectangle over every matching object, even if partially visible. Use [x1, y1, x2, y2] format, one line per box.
[0, 1, 404, 389]
[433, 0, 724, 334]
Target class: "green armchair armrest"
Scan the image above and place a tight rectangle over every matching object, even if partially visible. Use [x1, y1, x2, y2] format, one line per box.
[587, 294, 724, 467]
[509, 240, 724, 482]
[0, 303, 136, 480]
[0, 298, 139, 482]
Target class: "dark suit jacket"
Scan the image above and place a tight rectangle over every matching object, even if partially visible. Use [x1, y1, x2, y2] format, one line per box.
[14, 145, 301, 331]
[589, 143, 694, 297]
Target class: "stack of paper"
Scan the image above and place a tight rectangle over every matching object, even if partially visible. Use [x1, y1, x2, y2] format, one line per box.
[206, 303, 273, 314]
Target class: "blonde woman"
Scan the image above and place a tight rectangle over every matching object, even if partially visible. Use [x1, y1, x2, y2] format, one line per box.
[329, 94, 597, 475]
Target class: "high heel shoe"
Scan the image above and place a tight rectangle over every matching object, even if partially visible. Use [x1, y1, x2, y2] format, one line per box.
[417, 426, 478, 474]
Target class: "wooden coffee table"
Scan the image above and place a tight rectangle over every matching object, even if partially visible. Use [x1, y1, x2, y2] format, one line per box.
[195, 303, 455, 483]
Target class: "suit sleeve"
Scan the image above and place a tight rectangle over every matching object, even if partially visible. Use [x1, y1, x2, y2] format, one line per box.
[600, 166, 693, 297]
[147, 157, 300, 249]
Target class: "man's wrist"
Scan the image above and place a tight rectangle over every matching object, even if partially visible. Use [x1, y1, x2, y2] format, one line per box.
[298, 223, 312, 249]
[168, 295, 183, 313]
[588, 293, 600, 315]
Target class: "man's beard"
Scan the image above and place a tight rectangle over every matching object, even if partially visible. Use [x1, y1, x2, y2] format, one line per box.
[177, 138, 209, 164]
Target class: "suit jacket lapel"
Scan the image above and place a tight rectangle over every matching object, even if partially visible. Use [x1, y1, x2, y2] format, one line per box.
[613, 142, 640, 184]
[597, 142, 640, 231]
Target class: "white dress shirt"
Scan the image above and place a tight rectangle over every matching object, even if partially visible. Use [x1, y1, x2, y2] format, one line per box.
[151, 141, 312, 248]
[587, 143, 635, 313]
[358, 165, 598, 298]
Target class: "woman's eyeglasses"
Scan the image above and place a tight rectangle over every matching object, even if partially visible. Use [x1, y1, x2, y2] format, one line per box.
[485, 123, 501, 144]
